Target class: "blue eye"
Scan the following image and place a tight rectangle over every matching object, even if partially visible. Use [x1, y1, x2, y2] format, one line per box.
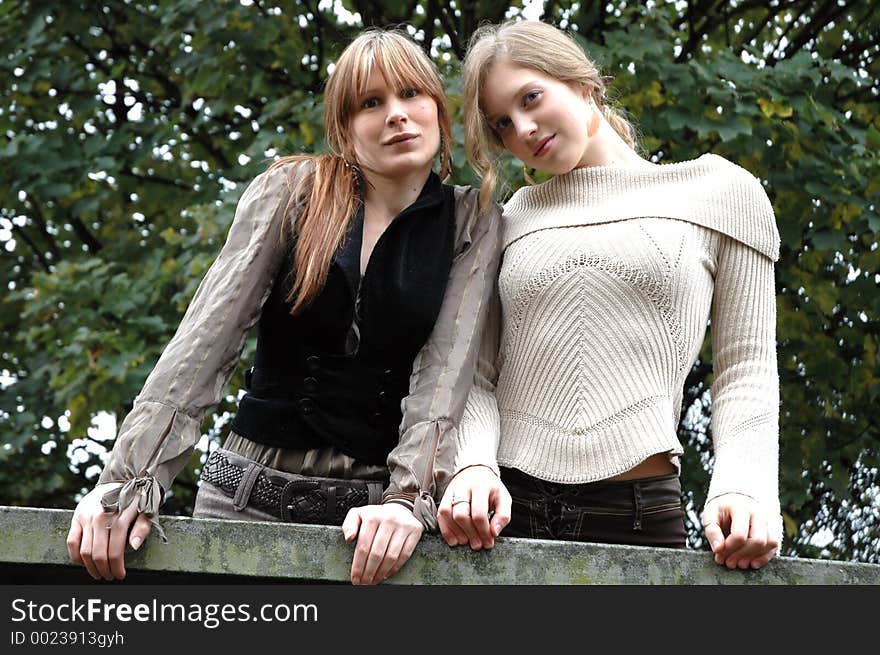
[361, 97, 379, 109]
[494, 117, 511, 132]
[524, 90, 541, 105]
[401, 88, 419, 98]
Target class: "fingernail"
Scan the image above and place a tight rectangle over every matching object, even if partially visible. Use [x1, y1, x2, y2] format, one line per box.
[131, 536, 142, 550]
[711, 539, 721, 550]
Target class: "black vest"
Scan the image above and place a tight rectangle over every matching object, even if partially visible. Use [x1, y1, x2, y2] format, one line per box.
[230, 173, 456, 464]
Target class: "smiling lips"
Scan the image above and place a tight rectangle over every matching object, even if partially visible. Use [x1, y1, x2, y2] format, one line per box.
[384, 132, 419, 146]
[533, 134, 554, 157]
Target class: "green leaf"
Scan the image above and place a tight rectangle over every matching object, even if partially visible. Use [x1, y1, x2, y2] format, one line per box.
[867, 125, 880, 151]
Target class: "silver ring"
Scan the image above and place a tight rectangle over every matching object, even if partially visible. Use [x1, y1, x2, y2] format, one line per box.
[702, 521, 720, 529]
[451, 499, 471, 507]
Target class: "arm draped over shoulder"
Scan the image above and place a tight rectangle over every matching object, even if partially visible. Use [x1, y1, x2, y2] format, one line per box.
[382, 188, 502, 531]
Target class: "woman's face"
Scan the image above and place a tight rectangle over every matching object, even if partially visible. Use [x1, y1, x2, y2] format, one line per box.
[480, 58, 594, 175]
[349, 68, 440, 182]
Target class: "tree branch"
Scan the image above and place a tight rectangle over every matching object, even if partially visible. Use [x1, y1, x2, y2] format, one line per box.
[10, 223, 51, 271]
[119, 170, 192, 190]
[66, 215, 103, 253]
[770, 3, 810, 60]
[781, 0, 849, 61]
[27, 202, 62, 261]
[435, 2, 465, 61]
[731, 1, 792, 55]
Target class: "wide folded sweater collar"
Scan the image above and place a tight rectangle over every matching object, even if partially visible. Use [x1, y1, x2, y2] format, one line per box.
[502, 153, 780, 261]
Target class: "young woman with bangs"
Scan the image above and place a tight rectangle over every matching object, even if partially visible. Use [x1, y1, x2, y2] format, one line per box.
[67, 28, 501, 585]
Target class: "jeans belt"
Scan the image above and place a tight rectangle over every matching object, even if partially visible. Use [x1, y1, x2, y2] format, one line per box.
[200, 450, 383, 525]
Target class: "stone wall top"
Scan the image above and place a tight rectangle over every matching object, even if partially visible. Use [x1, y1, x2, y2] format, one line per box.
[2, 506, 877, 584]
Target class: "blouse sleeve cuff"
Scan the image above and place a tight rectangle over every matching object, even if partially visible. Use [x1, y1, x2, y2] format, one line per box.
[99, 475, 168, 543]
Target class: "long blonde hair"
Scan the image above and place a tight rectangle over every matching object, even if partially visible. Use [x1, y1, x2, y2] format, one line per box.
[272, 28, 453, 315]
[463, 20, 637, 207]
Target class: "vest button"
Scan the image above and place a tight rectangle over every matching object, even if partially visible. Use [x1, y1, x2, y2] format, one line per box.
[370, 411, 383, 426]
[306, 355, 320, 372]
[382, 368, 394, 384]
[377, 390, 388, 404]
[303, 376, 318, 394]
[299, 398, 315, 414]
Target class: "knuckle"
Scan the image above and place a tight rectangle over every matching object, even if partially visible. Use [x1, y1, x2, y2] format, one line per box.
[452, 507, 470, 520]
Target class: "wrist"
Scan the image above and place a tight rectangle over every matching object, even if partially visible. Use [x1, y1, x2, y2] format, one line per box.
[382, 494, 415, 513]
[453, 463, 499, 480]
[704, 491, 760, 507]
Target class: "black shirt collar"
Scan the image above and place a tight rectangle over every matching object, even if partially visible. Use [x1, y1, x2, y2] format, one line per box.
[334, 171, 445, 286]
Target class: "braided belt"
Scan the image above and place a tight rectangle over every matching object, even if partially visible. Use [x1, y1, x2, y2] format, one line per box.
[200, 450, 383, 525]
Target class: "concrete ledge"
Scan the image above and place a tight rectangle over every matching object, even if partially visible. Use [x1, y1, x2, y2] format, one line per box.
[2, 506, 878, 584]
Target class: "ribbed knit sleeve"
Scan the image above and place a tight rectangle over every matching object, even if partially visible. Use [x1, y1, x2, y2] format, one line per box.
[452, 286, 503, 475]
[705, 234, 782, 545]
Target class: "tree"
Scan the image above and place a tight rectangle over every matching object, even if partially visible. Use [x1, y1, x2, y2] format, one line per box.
[1, 0, 877, 562]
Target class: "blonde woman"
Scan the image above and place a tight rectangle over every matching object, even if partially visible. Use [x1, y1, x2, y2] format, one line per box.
[66, 28, 501, 585]
[438, 20, 781, 570]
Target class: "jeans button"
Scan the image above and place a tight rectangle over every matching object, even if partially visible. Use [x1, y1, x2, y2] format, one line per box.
[303, 376, 318, 393]
[306, 355, 320, 373]
[299, 398, 315, 414]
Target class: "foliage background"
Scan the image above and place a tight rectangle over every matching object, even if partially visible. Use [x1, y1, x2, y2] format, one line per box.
[1, 0, 878, 562]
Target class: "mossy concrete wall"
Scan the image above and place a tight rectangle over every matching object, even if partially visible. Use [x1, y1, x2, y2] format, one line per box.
[1, 506, 878, 584]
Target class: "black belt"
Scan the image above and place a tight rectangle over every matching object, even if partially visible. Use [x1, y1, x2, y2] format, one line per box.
[200, 450, 384, 525]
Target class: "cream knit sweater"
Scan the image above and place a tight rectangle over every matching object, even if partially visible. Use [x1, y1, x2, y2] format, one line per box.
[454, 154, 782, 539]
